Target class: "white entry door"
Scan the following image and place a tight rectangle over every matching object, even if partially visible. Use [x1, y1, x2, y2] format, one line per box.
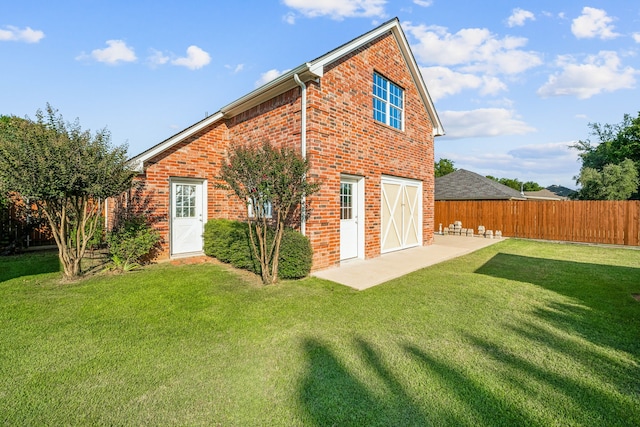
[381, 176, 422, 253]
[340, 178, 360, 260]
[171, 179, 205, 255]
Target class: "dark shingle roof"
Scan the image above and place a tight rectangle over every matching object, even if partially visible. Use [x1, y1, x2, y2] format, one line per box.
[435, 169, 526, 201]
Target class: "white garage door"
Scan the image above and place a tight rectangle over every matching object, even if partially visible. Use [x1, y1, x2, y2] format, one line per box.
[381, 176, 422, 253]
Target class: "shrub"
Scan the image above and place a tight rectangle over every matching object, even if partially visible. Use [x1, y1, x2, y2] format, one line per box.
[204, 219, 312, 279]
[279, 229, 313, 279]
[106, 215, 160, 272]
[203, 219, 258, 272]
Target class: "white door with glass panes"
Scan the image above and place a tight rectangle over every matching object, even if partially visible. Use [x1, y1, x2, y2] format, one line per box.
[340, 178, 359, 260]
[171, 179, 205, 255]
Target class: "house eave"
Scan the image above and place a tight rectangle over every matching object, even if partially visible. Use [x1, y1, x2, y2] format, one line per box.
[220, 65, 321, 118]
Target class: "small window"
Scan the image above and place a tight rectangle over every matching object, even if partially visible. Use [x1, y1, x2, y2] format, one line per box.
[373, 72, 404, 130]
[340, 182, 353, 220]
[248, 198, 273, 218]
[175, 184, 196, 218]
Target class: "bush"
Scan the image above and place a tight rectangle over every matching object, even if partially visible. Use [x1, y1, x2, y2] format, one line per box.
[203, 219, 312, 279]
[279, 229, 313, 279]
[107, 215, 160, 272]
[203, 219, 258, 272]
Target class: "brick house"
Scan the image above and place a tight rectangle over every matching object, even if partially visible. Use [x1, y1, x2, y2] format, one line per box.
[125, 18, 444, 271]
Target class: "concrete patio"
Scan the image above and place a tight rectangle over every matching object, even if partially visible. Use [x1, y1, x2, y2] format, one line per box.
[312, 234, 505, 290]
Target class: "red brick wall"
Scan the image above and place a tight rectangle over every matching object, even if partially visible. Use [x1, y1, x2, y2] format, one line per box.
[305, 32, 435, 269]
[132, 31, 435, 268]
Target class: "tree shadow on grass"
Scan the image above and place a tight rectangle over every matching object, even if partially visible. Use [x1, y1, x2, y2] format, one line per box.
[0, 251, 60, 282]
[403, 344, 537, 426]
[462, 332, 640, 426]
[298, 338, 431, 426]
[475, 253, 640, 356]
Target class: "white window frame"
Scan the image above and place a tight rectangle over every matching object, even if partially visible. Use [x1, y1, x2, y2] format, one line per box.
[373, 72, 404, 130]
[247, 198, 273, 219]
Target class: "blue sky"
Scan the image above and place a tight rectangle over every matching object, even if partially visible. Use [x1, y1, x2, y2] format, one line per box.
[2, 1, 639, 188]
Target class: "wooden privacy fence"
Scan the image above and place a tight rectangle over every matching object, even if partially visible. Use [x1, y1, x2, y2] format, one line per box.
[435, 200, 640, 246]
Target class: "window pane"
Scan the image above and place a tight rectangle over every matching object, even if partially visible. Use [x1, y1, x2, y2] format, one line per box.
[340, 183, 352, 220]
[390, 106, 402, 130]
[373, 73, 403, 129]
[373, 98, 386, 123]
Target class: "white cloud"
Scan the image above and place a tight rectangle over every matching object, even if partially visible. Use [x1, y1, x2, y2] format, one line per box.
[80, 40, 137, 65]
[0, 25, 45, 43]
[537, 51, 637, 99]
[147, 49, 169, 68]
[507, 8, 535, 27]
[225, 63, 244, 73]
[255, 68, 291, 87]
[283, 12, 296, 24]
[633, 33, 640, 43]
[571, 7, 620, 40]
[403, 23, 542, 75]
[420, 66, 506, 102]
[282, 0, 386, 20]
[413, 0, 432, 7]
[439, 108, 536, 139]
[171, 45, 211, 70]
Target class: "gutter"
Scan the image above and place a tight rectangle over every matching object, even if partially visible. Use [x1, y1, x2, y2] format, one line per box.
[293, 73, 307, 236]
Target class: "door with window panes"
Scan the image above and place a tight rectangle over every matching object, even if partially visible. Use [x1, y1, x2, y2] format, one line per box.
[171, 179, 204, 255]
[340, 178, 359, 260]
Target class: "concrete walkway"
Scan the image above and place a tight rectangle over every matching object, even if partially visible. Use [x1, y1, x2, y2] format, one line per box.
[311, 234, 505, 290]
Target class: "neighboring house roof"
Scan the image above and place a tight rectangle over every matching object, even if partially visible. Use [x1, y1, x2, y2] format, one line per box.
[130, 17, 444, 172]
[523, 189, 568, 201]
[435, 169, 526, 201]
[546, 185, 576, 198]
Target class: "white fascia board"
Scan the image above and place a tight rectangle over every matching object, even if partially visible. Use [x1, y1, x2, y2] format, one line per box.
[130, 111, 224, 172]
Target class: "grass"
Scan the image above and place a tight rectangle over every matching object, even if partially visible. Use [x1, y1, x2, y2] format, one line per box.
[1, 240, 639, 426]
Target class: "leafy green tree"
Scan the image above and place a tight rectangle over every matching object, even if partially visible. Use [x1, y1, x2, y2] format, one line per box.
[573, 112, 640, 198]
[522, 181, 543, 191]
[218, 140, 320, 285]
[575, 159, 639, 200]
[485, 176, 543, 192]
[0, 105, 136, 279]
[434, 158, 456, 177]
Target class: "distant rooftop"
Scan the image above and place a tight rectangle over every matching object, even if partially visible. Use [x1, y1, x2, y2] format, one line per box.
[435, 169, 526, 201]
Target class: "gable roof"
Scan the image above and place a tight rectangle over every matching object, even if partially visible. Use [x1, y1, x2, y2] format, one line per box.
[130, 18, 443, 171]
[435, 169, 526, 201]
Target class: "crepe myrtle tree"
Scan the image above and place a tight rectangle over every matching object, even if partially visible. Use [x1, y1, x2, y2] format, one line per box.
[218, 140, 320, 285]
[0, 105, 137, 279]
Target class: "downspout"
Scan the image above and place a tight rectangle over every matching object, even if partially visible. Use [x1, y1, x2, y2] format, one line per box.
[293, 73, 307, 236]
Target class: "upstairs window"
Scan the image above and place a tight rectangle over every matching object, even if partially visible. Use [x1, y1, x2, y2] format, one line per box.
[373, 72, 404, 130]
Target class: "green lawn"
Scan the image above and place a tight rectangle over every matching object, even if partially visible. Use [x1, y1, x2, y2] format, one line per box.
[1, 240, 639, 426]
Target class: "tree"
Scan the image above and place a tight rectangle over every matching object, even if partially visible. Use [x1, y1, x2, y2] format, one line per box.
[0, 105, 137, 279]
[218, 141, 320, 285]
[485, 176, 543, 192]
[434, 158, 456, 177]
[573, 112, 640, 198]
[575, 159, 639, 200]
